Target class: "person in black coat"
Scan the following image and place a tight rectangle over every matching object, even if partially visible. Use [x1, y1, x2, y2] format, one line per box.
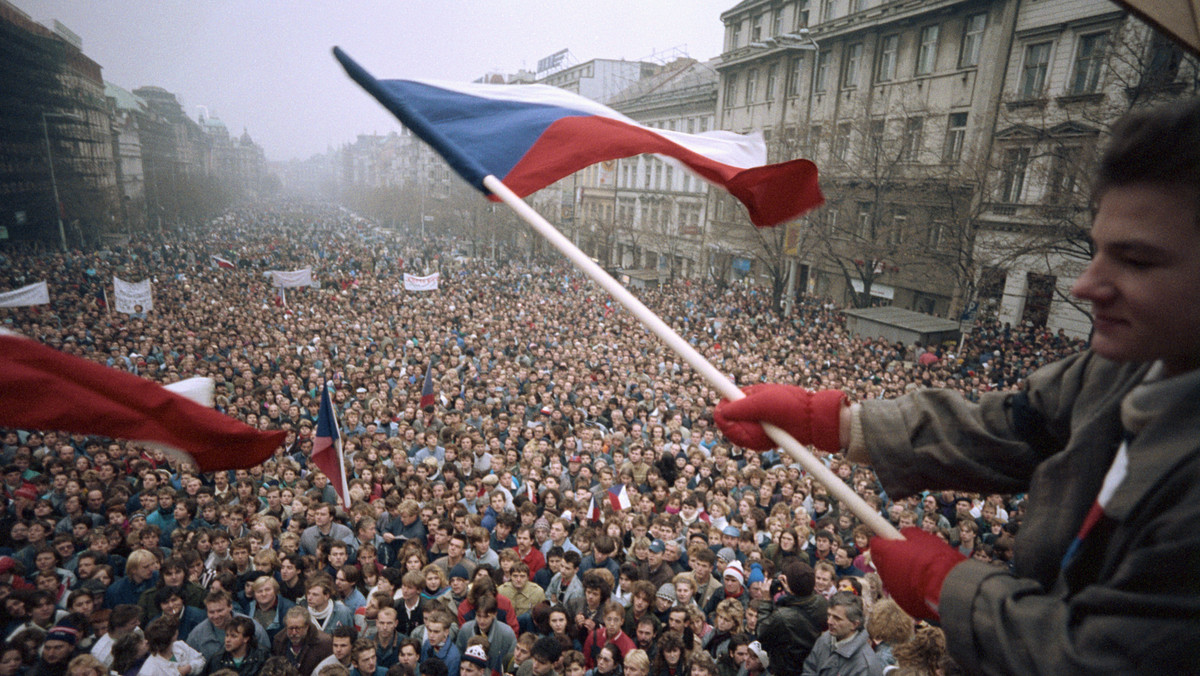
[754, 560, 826, 676]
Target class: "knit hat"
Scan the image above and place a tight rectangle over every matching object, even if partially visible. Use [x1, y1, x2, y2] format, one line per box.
[748, 562, 765, 584]
[747, 640, 770, 669]
[724, 560, 745, 586]
[534, 517, 551, 532]
[45, 624, 80, 646]
[716, 547, 737, 564]
[462, 644, 489, 668]
[656, 582, 677, 603]
[449, 564, 470, 581]
[13, 486, 37, 501]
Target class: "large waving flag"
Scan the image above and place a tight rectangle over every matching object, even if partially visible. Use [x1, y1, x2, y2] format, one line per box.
[333, 48, 823, 227]
[313, 382, 350, 508]
[0, 330, 284, 472]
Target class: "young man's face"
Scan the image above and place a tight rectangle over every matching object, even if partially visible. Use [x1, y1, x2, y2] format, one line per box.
[355, 649, 377, 674]
[223, 626, 250, 654]
[426, 621, 449, 647]
[328, 547, 348, 567]
[476, 609, 496, 632]
[399, 645, 419, 669]
[1071, 183, 1200, 375]
[814, 568, 832, 590]
[604, 611, 623, 635]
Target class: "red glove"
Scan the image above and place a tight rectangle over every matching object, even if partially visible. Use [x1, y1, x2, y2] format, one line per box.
[871, 527, 967, 622]
[713, 384, 846, 452]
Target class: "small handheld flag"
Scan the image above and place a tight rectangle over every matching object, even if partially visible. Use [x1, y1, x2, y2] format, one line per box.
[587, 495, 603, 524]
[313, 381, 351, 508]
[211, 255, 235, 269]
[419, 360, 436, 412]
[608, 484, 632, 511]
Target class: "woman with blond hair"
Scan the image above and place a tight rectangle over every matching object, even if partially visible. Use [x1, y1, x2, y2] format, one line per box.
[865, 599, 914, 669]
[622, 650, 650, 676]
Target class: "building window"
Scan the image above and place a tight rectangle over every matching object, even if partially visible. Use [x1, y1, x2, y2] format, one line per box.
[773, 9, 783, 36]
[814, 50, 831, 92]
[1019, 42, 1052, 98]
[1071, 32, 1107, 94]
[724, 73, 738, 108]
[1143, 32, 1183, 88]
[866, 118, 885, 156]
[917, 25, 940, 75]
[834, 122, 852, 161]
[850, 0, 865, 11]
[821, 0, 835, 23]
[959, 13, 986, 68]
[901, 117, 924, 161]
[842, 42, 863, 88]
[927, 221, 946, 247]
[751, 15, 764, 42]
[787, 56, 803, 96]
[943, 112, 967, 162]
[730, 21, 743, 51]
[1000, 147, 1030, 202]
[857, 202, 873, 239]
[745, 68, 759, 104]
[809, 125, 823, 157]
[796, 0, 811, 28]
[891, 212, 907, 245]
[877, 34, 899, 82]
[766, 63, 778, 100]
[1046, 145, 1083, 203]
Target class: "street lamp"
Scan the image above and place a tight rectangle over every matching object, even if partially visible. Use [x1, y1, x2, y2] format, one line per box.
[41, 110, 83, 251]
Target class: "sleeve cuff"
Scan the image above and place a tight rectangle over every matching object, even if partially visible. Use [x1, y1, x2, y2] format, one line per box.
[847, 404, 868, 462]
[938, 559, 1009, 675]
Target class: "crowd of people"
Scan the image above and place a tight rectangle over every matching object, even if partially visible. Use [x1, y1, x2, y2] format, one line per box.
[0, 201, 1090, 676]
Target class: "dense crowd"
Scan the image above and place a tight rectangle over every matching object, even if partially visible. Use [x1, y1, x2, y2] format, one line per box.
[0, 202, 1090, 676]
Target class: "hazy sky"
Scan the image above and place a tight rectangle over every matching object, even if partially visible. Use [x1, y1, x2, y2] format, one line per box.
[19, 1, 736, 162]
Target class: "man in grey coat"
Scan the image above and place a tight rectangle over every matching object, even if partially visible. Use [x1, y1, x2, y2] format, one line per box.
[454, 595, 515, 674]
[800, 593, 880, 676]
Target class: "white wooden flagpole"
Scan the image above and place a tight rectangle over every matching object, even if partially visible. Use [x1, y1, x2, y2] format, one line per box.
[483, 175, 902, 540]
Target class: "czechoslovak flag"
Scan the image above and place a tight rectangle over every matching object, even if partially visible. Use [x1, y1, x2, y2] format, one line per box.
[419, 360, 436, 412]
[313, 381, 351, 508]
[587, 495, 603, 523]
[333, 48, 823, 228]
[0, 330, 284, 472]
[211, 255, 235, 269]
[608, 484, 632, 511]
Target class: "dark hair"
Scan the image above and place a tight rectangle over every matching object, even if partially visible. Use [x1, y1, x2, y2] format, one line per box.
[419, 657, 448, 676]
[532, 635, 564, 663]
[1097, 98, 1200, 207]
[144, 616, 180, 653]
[112, 633, 148, 674]
[781, 559, 816, 597]
[227, 616, 257, 649]
[154, 586, 185, 607]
